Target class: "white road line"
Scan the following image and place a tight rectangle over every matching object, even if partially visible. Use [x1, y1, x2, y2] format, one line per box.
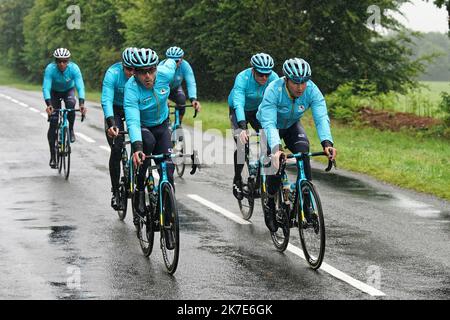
[186, 194, 251, 225]
[19, 102, 29, 107]
[99, 145, 110, 152]
[29, 107, 40, 113]
[11, 98, 19, 104]
[75, 132, 96, 143]
[286, 244, 386, 297]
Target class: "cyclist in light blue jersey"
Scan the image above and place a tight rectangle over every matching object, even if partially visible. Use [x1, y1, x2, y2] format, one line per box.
[43, 48, 87, 168]
[159, 46, 201, 124]
[101, 47, 136, 210]
[228, 53, 279, 200]
[256, 58, 337, 232]
[124, 48, 177, 225]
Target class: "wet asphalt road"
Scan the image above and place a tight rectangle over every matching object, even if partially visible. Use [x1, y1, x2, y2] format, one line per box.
[0, 86, 449, 300]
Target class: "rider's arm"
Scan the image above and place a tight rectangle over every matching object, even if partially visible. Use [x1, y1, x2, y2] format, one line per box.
[101, 68, 116, 128]
[72, 64, 86, 105]
[123, 79, 143, 152]
[309, 84, 334, 148]
[42, 64, 53, 106]
[157, 58, 177, 84]
[181, 61, 197, 102]
[231, 71, 247, 125]
[257, 83, 281, 153]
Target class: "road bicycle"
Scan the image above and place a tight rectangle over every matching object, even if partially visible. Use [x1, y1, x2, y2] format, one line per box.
[236, 132, 263, 220]
[52, 108, 84, 180]
[168, 104, 197, 178]
[261, 151, 336, 270]
[136, 151, 200, 274]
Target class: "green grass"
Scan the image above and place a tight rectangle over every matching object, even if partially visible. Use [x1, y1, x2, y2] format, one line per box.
[1, 65, 449, 200]
[393, 81, 450, 119]
[187, 102, 450, 200]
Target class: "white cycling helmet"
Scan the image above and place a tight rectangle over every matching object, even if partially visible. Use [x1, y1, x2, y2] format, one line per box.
[53, 48, 71, 59]
[166, 46, 184, 59]
[251, 53, 274, 74]
[282, 58, 311, 83]
[122, 47, 136, 67]
[131, 48, 159, 68]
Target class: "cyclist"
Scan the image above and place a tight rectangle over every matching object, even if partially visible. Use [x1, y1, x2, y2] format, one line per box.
[123, 48, 177, 226]
[101, 47, 136, 210]
[228, 53, 279, 200]
[158, 46, 201, 123]
[256, 58, 337, 232]
[43, 48, 87, 169]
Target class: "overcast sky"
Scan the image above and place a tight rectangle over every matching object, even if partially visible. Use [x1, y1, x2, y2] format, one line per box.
[396, 0, 448, 33]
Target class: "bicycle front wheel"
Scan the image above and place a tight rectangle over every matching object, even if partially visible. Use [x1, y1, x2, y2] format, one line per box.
[64, 128, 71, 180]
[56, 127, 62, 174]
[270, 189, 290, 252]
[297, 180, 325, 270]
[160, 182, 179, 274]
[238, 161, 255, 220]
[117, 156, 129, 220]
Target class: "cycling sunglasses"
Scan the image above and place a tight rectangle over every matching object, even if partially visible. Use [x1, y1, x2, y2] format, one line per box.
[255, 70, 270, 78]
[290, 75, 311, 84]
[55, 59, 69, 64]
[135, 67, 156, 75]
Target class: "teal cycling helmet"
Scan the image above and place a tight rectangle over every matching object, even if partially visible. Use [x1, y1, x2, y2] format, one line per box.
[251, 53, 274, 74]
[166, 46, 184, 59]
[131, 48, 159, 68]
[122, 47, 136, 67]
[282, 58, 311, 83]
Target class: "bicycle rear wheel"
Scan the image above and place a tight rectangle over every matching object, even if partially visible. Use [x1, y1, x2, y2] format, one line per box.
[238, 161, 255, 220]
[64, 128, 71, 180]
[297, 180, 325, 270]
[160, 182, 179, 274]
[270, 189, 290, 252]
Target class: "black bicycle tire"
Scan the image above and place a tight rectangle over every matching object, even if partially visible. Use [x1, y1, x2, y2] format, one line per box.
[270, 188, 290, 252]
[238, 161, 255, 220]
[57, 127, 63, 174]
[160, 182, 179, 274]
[64, 129, 71, 180]
[297, 180, 325, 270]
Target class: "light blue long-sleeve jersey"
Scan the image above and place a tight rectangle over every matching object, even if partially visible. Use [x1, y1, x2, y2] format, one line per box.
[159, 59, 197, 100]
[42, 62, 85, 101]
[124, 59, 177, 144]
[256, 77, 333, 150]
[101, 62, 129, 119]
[228, 68, 279, 123]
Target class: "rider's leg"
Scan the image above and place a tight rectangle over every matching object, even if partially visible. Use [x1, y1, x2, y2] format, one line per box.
[47, 91, 62, 167]
[283, 122, 313, 219]
[230, 108, 245, 200]
[133, 127, 155, 218]
[105, 108, 125, 209]
[151, 119, 175, 190]
[63, 88, 77, 142]
[170, 86, 186, 125]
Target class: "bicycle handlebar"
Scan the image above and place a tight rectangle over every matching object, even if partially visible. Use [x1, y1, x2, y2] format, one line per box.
[168, 104, 198, 118]
[282, 151, 336, 172]
[136, 150, 201, 175]
[47, 108, 85, 122]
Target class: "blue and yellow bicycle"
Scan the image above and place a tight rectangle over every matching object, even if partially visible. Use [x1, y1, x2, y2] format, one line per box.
[136, 151, 200, 274]
[168, 104, 197, 178]
[262, 151, 336, 270]
[52, 108, 84, 180]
